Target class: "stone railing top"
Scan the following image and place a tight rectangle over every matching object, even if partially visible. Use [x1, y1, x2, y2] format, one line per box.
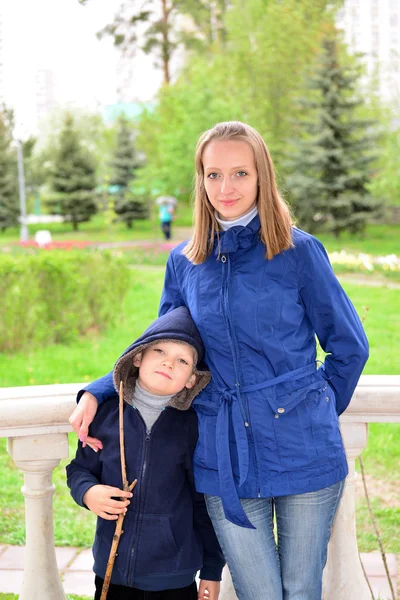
[0, 375, 399, 438]
[0, 383, 78, 438]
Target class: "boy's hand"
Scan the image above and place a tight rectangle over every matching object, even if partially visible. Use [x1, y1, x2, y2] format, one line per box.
[83, 485, 133, 520]
[69, 392, 103, 452]
[198, 580, 220, 600]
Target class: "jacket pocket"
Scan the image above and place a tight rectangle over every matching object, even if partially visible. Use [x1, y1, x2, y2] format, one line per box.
[266, 381, 324, 469]
[93, 515, 108, 551]
[92, 517, 116, 575]
[135, 514, 179, 575]
[303, 381, 343, 453]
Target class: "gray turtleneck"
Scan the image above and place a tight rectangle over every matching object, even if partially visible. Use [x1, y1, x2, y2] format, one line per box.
[131, 381, 174, 431]
[215, 205, 258, 231]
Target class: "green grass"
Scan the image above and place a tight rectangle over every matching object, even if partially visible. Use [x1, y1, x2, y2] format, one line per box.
[0, 213, 158, 243]
[315, 223, 400, 256]
[340, 282, 400, 375]
[0, 203, 194, 245]
[0, 271, 398, 553]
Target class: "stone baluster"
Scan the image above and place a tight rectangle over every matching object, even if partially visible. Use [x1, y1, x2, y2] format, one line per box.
[322, 421, 371, 599]
[220, 565, 238, 599]
[7, 433, 69, 600]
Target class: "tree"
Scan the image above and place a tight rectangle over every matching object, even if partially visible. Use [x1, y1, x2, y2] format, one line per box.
[110, 116, 137, 189]
[367, 121, 400, 206]
[21, 136, 47, 213]
[114, 191, 149, 229]
[78, 0, 228, 86]
[0, 107, 18, 232]
[109, 115, 148, 228]
[285, 33, 381, 236]
[50, 114, 98, 230]
[34, 107, 117, 205]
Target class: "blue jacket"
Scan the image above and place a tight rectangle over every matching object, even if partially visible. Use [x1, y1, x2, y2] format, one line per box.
[81, 216, 369, 530]
[68, 307, 224, 590]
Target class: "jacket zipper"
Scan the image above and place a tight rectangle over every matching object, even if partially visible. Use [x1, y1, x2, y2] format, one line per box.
[221, 254, 248, 424]
[221, 253, 261, 493]
[127, 408, 166, 583]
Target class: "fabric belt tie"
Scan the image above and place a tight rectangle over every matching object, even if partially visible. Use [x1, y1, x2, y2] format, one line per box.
[216, 362, 318, 529]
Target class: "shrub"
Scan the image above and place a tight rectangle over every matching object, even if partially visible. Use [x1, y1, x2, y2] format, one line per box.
[0, 251, 130, 352]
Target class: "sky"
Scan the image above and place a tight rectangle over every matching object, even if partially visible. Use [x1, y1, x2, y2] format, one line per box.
[0, 0, 162, 135]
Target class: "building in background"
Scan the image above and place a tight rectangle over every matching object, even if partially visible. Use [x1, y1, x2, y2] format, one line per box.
[337, 0, 400, 101]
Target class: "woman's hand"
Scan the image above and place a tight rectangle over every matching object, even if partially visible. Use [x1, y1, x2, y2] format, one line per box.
[198, 580, 220, 600]
[83, 485, 132, 520]
[69, 392, 103, 451]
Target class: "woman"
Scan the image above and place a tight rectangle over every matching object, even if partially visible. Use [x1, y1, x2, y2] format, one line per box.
[70, 121, 369, 600]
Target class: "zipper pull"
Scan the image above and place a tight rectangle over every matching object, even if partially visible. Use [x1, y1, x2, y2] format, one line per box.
[145, 430, 151, 441]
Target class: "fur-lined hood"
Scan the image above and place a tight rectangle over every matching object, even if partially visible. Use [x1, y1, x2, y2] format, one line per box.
[113, 307, 211, 411]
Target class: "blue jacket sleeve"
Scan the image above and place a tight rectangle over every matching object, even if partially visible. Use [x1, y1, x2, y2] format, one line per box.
[77, 372, 116, 405]
[186, 412, 225, 581]
[297, 237, 369, 415]
[159, 252, 186, 317]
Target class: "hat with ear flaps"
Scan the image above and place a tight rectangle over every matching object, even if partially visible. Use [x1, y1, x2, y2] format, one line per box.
[113, 306, 211, 411]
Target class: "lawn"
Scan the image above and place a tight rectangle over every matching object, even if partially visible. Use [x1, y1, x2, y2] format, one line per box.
[0, 268, 398, 554]
[316, 223, 400, 256]
[1, 209, 399, 257]
[0, 203, 194, 245]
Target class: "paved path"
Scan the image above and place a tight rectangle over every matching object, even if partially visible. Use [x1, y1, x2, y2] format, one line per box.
[0, 544, 398, 598]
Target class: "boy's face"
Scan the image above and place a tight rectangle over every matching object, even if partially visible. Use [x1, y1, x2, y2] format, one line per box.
[133, 341, 196, 396]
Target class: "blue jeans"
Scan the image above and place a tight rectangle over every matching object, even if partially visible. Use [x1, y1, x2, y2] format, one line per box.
[205, 480, 345, 600]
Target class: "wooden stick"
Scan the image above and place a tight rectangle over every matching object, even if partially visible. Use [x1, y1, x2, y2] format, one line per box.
[100, 381, 137, 600]
[119, 381, 127, 490]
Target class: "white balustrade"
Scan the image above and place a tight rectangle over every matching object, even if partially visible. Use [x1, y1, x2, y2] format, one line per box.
[0, 376, 399, 600]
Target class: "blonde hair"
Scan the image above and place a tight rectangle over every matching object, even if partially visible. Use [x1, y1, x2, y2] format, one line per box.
[184, 121, 294, 264]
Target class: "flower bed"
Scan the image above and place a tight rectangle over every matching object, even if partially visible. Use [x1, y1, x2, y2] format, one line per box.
[329, 250, 400, 280]
[19, 240, 93, 250]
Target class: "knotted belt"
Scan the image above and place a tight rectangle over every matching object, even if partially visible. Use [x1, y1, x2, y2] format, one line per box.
[216, 363, 319, 529]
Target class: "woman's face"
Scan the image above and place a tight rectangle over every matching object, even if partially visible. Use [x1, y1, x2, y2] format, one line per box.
[202, 139, 258, 221]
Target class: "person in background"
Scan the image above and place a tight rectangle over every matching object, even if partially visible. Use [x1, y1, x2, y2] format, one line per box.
[156, 195, 177, 240]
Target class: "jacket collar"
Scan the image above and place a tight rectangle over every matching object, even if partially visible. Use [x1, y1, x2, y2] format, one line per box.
[213, 214, 261, 255]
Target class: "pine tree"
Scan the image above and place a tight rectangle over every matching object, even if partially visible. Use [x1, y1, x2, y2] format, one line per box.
[50, 114, 97, 231]
[110, 116, 148, 228]
[0, 108, 18, 232]
[110, 116, 136, 190]
[114, 193, 149, 229]
[286, 33, 381, 236]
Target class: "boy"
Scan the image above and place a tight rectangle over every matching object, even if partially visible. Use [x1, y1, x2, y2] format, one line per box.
[67, 307, 224, 600]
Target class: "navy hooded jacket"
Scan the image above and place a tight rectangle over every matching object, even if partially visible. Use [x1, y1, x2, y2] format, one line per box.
[79, 217, 369, 530]
[67, 307, 224, 591]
